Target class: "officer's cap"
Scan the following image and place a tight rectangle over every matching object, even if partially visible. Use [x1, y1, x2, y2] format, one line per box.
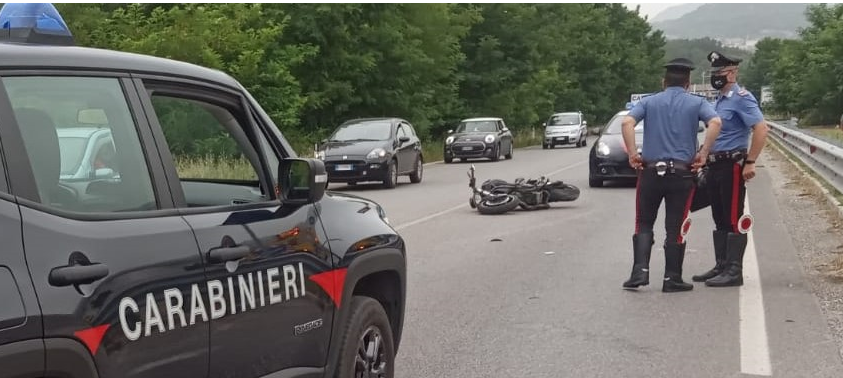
[663, 58, 695, 72]
[708, 51, 742, 69]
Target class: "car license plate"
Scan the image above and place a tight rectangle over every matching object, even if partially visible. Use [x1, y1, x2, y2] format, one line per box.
[335, 164, 353, 171]
[461, 146, 473, 151]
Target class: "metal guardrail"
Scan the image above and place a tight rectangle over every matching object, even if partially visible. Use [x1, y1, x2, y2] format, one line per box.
[767, 120, 843, 194]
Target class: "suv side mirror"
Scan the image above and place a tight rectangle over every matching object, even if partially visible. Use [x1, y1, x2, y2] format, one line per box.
[542, 122, 547, 127]
[278, 158, 327, 205]
[582, 120, 587, 126]
[399, 136, 411, 143]
[447, 129, 454, 134]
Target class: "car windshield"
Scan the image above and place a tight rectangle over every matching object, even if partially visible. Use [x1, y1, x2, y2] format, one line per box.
[58, 136, 89, 175]
[603, 114, 643, 134]
[330, 121, 392, 142]
[547, 114, 580, 126]
[456, 120, 498, 133]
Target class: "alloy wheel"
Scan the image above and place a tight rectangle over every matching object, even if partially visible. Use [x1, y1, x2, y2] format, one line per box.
[355, 325, 388, 378]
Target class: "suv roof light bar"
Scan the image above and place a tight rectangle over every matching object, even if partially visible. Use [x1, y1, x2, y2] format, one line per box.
[0, 3, 74, 46]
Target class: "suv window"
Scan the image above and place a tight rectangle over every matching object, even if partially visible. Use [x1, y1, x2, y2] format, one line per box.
[4, 76, 157, 213]
[149, 93, 268, 207]
[397, 125, 407, 138]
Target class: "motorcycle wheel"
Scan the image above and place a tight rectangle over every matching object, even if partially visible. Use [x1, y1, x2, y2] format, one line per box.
[476, 195, 520, 215]
[549, 184, 581, 202]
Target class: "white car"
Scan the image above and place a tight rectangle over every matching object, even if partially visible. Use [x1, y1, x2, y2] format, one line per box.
[543, 111, 587, 149]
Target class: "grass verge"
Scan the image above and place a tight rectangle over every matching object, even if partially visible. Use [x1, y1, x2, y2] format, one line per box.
[175, 155, 257, 181]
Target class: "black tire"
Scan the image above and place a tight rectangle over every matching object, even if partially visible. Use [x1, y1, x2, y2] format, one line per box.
[505, 143, 513, 159]
[334, 296, 395, 378]
[383, 160, 397, 189]
[549, 185, 580, 201]
[491, 144, 500, 162]
[542, 143, 548, 150]
[444, 156, 453, 164]
[589, 177, 603, 188]
[581, 137, 587, 147]
[476, 194, 520, 215]
[409, 156, 423, 183]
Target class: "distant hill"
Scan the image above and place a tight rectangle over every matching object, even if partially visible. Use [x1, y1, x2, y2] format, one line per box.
[652, 3, 811, 40]
[663, 38, 752, 84]
[650, 3, 702, 23]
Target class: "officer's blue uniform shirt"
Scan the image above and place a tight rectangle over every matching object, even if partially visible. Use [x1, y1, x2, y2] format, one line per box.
[628, 86, 718, 163]
[712, 83, 764, 152]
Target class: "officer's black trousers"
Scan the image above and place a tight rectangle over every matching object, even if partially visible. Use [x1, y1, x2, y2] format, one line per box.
[635, 168, 696, 243]
[706, 160, 746, 232]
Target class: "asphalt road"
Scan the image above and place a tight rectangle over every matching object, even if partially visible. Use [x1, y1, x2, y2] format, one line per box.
[328, 139, 843, 377]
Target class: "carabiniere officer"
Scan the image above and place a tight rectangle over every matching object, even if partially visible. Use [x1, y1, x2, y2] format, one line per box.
[622, 58, 723, 292]
[692, 51, 769, 287]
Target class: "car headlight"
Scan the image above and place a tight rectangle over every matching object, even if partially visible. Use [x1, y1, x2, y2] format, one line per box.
[597, 142, 611, 156]
[484, 134, 496, 144]
[445, 136, 455, 145]
[317, 150, 325, 160]
[367, 148, 387, 160]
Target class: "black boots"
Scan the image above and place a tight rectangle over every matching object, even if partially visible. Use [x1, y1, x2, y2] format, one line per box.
[692, 230, 728, 282]
[706, 232, 747, 287]
[623, 233, 653, 288]
[663, 242, 694, 292]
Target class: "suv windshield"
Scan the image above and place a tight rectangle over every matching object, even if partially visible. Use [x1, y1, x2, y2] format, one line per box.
[547, 114, 580, 126]
[604, 113, 643, 134]
[456, 120, 498, 133]
[330, 121, 392, 141]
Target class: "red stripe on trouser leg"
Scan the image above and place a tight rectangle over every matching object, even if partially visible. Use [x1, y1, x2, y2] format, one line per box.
[634, 169, 641, 234]
[730, 163, 740, 233]
[678, 185, 696, 243]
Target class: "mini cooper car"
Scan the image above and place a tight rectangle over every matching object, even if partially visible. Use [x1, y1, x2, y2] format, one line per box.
[444, 117, 514, 163]
[543, 111, 587, 149]
[317, 117, 423, 188]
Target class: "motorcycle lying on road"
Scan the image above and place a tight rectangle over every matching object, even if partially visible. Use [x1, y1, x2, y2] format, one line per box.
[467, 164, 580, 215]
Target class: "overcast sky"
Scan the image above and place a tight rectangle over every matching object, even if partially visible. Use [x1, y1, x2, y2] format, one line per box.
[623, 3, 680, 20]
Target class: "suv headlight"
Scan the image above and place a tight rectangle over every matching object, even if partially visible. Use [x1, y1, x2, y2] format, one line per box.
[367, 148, 387, 160]
[445, 136, 455, 145]
[484, 134, 496, 144]
[596, 142, 611, 156]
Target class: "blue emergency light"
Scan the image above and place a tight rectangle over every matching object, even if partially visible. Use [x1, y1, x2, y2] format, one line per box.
[0, 3, 74, 46]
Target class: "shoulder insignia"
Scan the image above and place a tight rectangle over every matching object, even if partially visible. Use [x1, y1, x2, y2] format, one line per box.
[726, 91, 733, 98]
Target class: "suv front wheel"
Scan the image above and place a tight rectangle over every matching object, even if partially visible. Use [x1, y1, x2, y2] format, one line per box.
[335, 296, 395, 378]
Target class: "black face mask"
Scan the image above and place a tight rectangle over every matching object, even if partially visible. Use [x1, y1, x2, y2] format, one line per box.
[710, 74, 728, 90]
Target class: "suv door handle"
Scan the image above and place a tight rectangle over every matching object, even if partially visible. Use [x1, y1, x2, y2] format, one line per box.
[208, 245, 251, 263]
[49, 263, 109, 287]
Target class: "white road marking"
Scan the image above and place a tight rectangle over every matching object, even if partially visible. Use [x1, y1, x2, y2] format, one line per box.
[392, 160, 587, 231]
[740, 196, 773, 376]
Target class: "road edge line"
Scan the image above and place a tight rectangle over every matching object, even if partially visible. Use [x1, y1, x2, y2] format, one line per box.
[740, 196, 773, 376]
